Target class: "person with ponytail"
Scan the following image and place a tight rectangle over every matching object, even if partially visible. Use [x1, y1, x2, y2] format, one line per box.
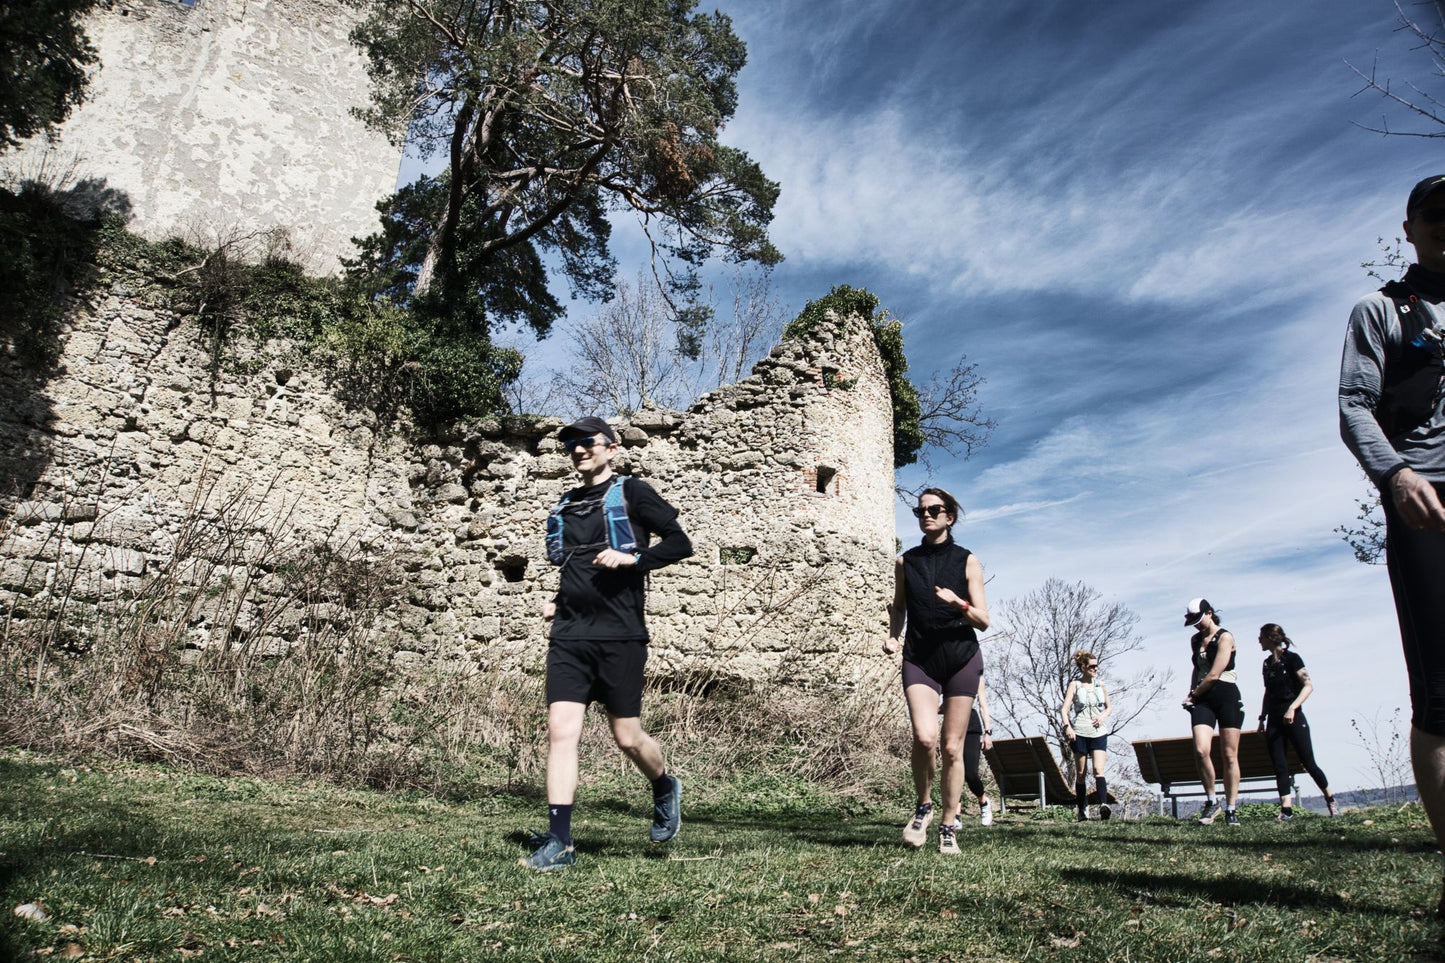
[1060, 651, 1113, 820]
[1258, 623, 1338, 820]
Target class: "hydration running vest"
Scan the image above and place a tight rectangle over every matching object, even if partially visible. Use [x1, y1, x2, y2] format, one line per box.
[1379, 280, 1445, 438]
[545, 476, 638, 565]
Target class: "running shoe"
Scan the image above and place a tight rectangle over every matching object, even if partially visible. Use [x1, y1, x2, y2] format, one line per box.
[903, 803, 933, 848]
[650, 774, 682, 842]
[950, 815, 963, 831]
[1327, 798, 1340, 817]
[1100, 804, 1112, 821]
[1196, 800, 1221, 825]
[980, 798, 994, 827]
[1224, 808, 1240, 827]
[938, 823, 960, 855]
[520, 831, 575, 871]
[1277, 809, 1294, 822]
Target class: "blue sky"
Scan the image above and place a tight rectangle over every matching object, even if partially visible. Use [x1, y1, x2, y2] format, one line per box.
[504, 0, 1444, 793]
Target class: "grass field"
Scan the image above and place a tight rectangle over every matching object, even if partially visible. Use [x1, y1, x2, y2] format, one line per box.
[1, 749, 1441, 962]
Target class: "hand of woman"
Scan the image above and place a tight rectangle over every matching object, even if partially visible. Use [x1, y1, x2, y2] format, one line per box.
[934, 585, 968, 611]
[1283, 708, 1296, 725]
[883, 636, 900, 655]
[982, 734, 993, 751]
[542, 601, 556, 621]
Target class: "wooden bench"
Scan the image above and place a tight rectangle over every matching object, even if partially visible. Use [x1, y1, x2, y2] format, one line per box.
[982, 736, 1115, 812]
[1132, 730, 1304, 817]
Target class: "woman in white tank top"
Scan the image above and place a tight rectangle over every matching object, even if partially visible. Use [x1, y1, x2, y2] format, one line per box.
[1060, 650, 1113, 820]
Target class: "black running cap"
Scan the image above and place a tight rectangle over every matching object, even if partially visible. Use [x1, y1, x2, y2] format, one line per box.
[560, 416, 616, 443]
[1408, 175, 1445, 218]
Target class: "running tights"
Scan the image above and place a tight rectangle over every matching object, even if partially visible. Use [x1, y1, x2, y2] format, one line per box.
[1265, 711, 1330, 798]
[963, 729, 985, 799]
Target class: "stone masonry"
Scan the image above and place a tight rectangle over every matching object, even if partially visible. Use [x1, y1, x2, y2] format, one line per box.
[0, 0, 402, 273]
[0, 267, 898, 693]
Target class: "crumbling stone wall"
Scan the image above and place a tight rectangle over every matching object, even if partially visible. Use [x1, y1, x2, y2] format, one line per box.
[0, 0, 401, 272]
[0, 266, 898, 692]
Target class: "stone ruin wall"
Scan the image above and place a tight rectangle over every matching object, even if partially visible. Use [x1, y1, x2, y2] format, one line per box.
[0, 0, 401, 273]
[0, 266, 899, 694]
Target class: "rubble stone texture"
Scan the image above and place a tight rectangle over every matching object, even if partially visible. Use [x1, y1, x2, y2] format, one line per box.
[0, 269, 898, 694]
[0, 0, 402, 273]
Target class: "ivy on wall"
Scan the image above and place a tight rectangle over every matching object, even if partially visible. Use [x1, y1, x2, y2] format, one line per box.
[783, 285, 923, 468]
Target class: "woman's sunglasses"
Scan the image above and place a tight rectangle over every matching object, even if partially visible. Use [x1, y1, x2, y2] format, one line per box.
[911, 505, 948, 519]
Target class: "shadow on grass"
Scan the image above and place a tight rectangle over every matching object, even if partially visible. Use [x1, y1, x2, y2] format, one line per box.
[990, 818, 1428, 855]
[1072, 866, 1400, 918]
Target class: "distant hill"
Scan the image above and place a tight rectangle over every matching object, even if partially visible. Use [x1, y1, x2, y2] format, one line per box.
[1163, 784, 1418, 819]
[1299, 785, 1418, 812]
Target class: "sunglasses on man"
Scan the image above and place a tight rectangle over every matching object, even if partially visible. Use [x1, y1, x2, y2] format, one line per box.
[563, 436, 609, 451]
[911, 504, 948, 519]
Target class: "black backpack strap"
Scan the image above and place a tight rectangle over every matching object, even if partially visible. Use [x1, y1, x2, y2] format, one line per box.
[1377, 280, 1445, 437]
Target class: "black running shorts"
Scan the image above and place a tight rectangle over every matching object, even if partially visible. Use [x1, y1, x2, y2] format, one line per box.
[902, 648, 983, 699]
[1188, 681, 1245, 731]
[546, 637, 647, 717]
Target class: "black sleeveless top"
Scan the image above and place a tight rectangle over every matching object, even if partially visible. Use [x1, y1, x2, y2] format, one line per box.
[1191, 628, 1236, 688]
[901, 538, 979, 682]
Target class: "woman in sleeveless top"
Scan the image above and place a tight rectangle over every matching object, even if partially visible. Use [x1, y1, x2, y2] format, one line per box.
[885, 487, 990, 855]
[1060, 651, 1112, 820]
[1257, 623, 1338, 819]
[1182, 598, 1245, 825]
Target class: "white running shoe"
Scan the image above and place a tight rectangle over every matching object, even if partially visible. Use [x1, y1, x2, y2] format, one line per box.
[903, 803, 933, 848]
[980, 798, 994, 826]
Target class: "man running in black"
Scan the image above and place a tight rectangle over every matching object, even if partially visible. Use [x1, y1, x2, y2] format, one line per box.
[1340, 174, 1445, 912]
[520, 417, 693, 871]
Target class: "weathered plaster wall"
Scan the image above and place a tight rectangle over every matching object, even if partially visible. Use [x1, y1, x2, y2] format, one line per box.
[0, 268, 898, 692]
[1, 0, 401, 272]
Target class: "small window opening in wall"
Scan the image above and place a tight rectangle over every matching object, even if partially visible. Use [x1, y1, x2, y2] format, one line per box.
[497, 557, 527, 582]
[815, 465, 837, 495]
[720, 546, 756, 566]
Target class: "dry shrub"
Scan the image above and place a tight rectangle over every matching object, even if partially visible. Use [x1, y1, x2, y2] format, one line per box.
[0, 462, 912, 801]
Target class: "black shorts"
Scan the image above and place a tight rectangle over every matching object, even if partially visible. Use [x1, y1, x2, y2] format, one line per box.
[902, 648, 983, 699]
[546, 637, 647, 717]
[1072, 734, 1108, 754]
[1189, 682, 1245, 730]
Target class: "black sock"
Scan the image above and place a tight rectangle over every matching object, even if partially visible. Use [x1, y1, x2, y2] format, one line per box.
[549, 803, 573, 845]
[1281, 805, 1293, 815]
[1075, 777, 1087, 807]
[1095, 776, 1107, 802]
[651, 772, 674, 797]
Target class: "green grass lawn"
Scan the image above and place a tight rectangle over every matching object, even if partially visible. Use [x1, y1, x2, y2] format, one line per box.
[1, 749, 1440, 961]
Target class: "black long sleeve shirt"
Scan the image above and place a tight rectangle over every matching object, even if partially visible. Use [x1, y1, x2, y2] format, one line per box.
[549, 476, 692, 642]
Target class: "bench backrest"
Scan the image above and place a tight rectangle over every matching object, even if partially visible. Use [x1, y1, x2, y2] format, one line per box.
[983, 736, 1078, 803]
[1132, 730, 1302, 788]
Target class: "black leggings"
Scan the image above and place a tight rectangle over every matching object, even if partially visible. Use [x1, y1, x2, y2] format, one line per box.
[964, 729, 985, 799]
[1264, 710, 1330, 798]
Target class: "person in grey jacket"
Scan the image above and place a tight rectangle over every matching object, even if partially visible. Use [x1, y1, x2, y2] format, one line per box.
[1339, 174, 1445, 914]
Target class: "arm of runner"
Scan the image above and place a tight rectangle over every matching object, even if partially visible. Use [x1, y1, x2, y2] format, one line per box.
[1284, 665, 1314, 724]
[1060, 680, 1077, 739]
[884, 556, 906, 654]
[620, 480, 694, 571]
[961, 553, 989, 631]
[1390, 467, 1445, 531]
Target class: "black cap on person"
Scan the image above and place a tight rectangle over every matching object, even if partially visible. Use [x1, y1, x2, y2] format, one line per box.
[560, 416, 617, 444]
[1407, 175, 1445, 218]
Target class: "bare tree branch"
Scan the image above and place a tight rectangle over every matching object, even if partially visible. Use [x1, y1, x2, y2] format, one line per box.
[988, 578, 1173, 771]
